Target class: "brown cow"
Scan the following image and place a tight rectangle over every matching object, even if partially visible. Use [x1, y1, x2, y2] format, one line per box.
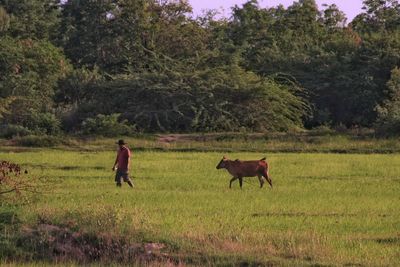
[216, 156, 272, 189]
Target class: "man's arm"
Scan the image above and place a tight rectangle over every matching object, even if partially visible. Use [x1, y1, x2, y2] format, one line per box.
[112, 155, 118, 171]
[127, 157, 130, 172]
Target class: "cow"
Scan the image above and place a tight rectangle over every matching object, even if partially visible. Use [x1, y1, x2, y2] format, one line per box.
[216, 156, 272, 189]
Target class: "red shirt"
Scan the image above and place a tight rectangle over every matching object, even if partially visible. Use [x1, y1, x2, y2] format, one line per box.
[117, 146, 131, 171]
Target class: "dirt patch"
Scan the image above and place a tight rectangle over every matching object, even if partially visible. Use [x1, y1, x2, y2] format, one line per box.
[18, 223, 172, 265]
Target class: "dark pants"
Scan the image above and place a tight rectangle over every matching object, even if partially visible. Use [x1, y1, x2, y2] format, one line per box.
[115, 169, 133, 187]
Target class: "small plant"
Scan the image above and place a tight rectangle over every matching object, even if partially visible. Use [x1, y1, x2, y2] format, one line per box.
[0, 124, 32, 139]
[26, 113, 62, 136]
[0, 161, 29, 196]
[81, 114, 135, 137]
[0, 161, 46, 204]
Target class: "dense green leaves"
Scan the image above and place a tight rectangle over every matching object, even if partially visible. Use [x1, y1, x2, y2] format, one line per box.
[81, 114, 134, 136]
[376, 67, 400, 135]
[0, 0, 399, 135]
[226, 0, 400, 128]
[0, 6, 10, 32]
[0, 37, 70, 133]
[0, 0, 60, 40]
[72, 67, 308, 132]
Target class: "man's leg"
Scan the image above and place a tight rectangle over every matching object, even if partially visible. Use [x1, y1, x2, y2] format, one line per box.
[115, 170, 122, 187]
[122, 172, 134, 188]
[127, 180, 134, 188]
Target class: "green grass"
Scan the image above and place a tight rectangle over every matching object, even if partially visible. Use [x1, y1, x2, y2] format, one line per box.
[1, 149, 400, 266]
[2, 132, 400, 153]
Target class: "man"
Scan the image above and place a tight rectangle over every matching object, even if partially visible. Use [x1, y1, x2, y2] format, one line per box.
[112, 139, 134, 188]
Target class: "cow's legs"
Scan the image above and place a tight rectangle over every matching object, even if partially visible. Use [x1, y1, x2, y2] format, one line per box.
[257, 174, 265, 188]
[229, 177, 237, 188]
[238, 177, 243, 189]
[263, 169, 272, 188]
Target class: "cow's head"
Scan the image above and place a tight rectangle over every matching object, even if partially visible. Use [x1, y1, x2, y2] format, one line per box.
[216, 156, 228, 169]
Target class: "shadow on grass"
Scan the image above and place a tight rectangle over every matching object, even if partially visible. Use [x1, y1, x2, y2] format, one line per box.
[177, 253, 277, 267]
[252, 212, 360, 218]
[23, 163, 107, 171]
[374, 237, 400, 245]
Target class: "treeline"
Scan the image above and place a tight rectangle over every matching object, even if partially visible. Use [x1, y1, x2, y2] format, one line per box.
[0, 0, 399, 136]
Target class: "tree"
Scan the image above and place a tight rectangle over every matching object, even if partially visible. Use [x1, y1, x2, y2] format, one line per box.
[376, 67, 400, 135]
[58, 0, 207, 74]
[0, 6, 10, 32]
[358, 0, 400, 32]
[0, 0, 60, 40]
[221, 0, 400, 128]
[0, 37, 71, 134]
[322, 4, 347, 30]
[68, 65, 309, 132]
[0, 96, 15, 119]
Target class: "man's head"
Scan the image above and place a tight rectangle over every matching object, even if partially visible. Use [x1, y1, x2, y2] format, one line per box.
[116, 139, 126, 148]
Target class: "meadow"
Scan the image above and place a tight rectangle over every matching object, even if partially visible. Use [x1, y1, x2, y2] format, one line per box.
[0, 145, 399, 266]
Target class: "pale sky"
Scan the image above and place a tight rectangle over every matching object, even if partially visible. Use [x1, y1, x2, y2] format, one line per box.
[189, 0, 364, 21]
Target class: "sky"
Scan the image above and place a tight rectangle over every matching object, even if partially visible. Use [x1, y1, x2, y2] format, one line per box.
[189, 0, 364, 21]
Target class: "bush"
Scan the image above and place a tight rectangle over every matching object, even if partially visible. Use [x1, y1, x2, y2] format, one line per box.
[26, 113, 61, 135]
[81, 114, 135, 137]
[74, 67, 309, 132]
[375, 110, 400, 137]
[0, 124, 31, 139]
[12, 135, 64, 147]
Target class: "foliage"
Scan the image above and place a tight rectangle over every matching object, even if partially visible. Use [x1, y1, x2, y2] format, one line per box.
[12, 135, 64, 147]
[375, 67, 400, 135]
[0, 6, 10, 32]
[222, 0, 400, 127]
[75, 67, 308, 132]
[0, 124, 31, 139]
[1, 0, 400, 134]
[0, 161, 32, 196]
[81, 114, 135, 137]
[56, 67, 103, 106]
[0, 0, 60, 40]
[26, 113, 61, 136]
[0, 36, 71, 132]
[0, 96, 15, 119]
[57, 0, 203, 74]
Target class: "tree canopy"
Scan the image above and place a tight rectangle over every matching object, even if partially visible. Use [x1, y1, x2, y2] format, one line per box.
[0, 0, 399, 136]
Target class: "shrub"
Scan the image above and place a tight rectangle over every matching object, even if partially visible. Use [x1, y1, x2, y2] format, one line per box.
[81, 114, 135, 137]
[375, 107, 400, 136]
[12, 135, 64, 147]
[75, 67, 309, 132]
[26, 113, 61, 136]
[0, 124, 31, 139]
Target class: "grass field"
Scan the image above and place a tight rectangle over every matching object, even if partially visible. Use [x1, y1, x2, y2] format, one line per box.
[1, 148, 400, 266]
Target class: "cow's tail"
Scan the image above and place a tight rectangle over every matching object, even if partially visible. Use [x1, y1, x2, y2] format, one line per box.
[257, 157, 272, 187]
[263, 160, 272, 188]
